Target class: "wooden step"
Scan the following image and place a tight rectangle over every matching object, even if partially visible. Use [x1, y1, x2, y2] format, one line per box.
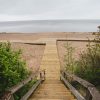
[29, 98, 63, 100]
[30, 95, 74, 100]
[28, 39, 75, 100]
[29, 98, 77, 100]
[43, 80, 62, 84]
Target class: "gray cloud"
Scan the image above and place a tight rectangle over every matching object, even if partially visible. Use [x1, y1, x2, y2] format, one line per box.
[0, 0, 100, 21]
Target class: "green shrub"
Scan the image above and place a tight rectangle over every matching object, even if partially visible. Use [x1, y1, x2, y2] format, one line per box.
[0, 42, 29, 96]
[75, 42, 100, 86]
[64, 39, 100, 87]
[14, 79, 37, 100]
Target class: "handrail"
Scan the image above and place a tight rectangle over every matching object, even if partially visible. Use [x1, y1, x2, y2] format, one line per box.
[1, 69, 45, 100]
[61, 70, 100, 100]
[61, 74, 85, 100]
[57, 39, 100, 43]
[20, 80, 41, 100]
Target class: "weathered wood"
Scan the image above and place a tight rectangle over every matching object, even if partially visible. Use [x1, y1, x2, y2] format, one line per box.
[57, 39, 100, 43]
[1, 91, 11, 100]
[85, 89, 92, 100]
[61, 70, 100, 100]
[29, 40, 75, 100]
[2, 70, 45, 100]
[88, 86, 100, 100]
[10, 95, 14, 100]
[24, 43, 46, 45]
[1, 91, 14, 100]
[63, 71, 94, 88]
[8, 73, 37, 93]
[61, 74, 85, 100]
[20, 80, 42, 100]
[8, 70, 45, 93]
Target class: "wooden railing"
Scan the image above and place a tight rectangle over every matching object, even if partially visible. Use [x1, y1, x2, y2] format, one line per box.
[60, 70, 100, 100]
[1, 69, 45, 100]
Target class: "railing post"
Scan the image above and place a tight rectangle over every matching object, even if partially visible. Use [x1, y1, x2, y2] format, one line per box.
[43, 70, 45, 80]
[10, 95, 14, 100]
[40, 72, 42, 79]
[1, 91, 14, 100]
[64, 72, 67, 79]
[60, 70, 62, 81]
[40, 71, 45, 81]
[85, 89, 92, 100]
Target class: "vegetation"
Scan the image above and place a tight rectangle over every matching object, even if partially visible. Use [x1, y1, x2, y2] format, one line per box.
[74, 42, 100, 86]
[64, 42, 76, 74]
[14, 79, 37, 100]
[0, 42, 29, 97]
[64, 33, 100, 88]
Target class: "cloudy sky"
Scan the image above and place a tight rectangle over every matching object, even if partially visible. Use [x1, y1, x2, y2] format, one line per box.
[0, 0, 100, 21]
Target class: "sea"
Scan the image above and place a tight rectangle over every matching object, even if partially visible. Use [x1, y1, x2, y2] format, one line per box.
[0, 20, 100, 33]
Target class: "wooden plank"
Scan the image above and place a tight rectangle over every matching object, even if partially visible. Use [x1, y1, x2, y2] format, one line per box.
[8, 70, 45, 94]
[62, 71, 100, 100]
[24, 43, 46, 45]
[63, 71, 94, 88]
[20, 80, 42, 100]
[61, 74, 85, 100]
[88, 87, 100, 100]
[2, 70, 45, 100]
[57, 39, 100, 43]
[8, 73, 37, 93]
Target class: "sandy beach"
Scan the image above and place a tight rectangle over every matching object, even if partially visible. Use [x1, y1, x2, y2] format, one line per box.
[0, 32, 95, 40]
[0, 32, 95, 72]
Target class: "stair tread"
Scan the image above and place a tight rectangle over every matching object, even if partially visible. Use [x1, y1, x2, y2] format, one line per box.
[30, 95, 74, 99]
[29, 98, 77, 100]
[28, 41, 75, 100]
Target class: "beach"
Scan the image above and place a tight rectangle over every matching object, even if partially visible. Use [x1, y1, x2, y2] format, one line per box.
[0, 32, 95, 71]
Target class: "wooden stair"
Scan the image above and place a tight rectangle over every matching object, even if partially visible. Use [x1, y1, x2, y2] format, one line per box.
[28, 39, 76, 100]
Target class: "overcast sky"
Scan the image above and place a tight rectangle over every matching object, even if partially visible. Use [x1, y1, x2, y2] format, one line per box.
[0, 0, 100, 21]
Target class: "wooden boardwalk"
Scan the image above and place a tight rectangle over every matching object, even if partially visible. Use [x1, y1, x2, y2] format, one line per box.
[29, 39, 76, 100]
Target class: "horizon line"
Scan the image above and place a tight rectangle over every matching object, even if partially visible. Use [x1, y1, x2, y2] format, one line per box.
[0, 19, 100, 22]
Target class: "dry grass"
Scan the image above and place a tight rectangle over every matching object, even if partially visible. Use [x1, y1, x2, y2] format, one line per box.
[57, 41, 88, 69]
[0, 32, 95, 72]
[11, 43, 45, 72]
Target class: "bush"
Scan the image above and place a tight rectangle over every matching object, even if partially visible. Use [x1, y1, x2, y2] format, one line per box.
[14, 79, 37, 100]
[75, 41, 100, 86]
[0, 42, 29, 96]
[64, 38, 100, 87]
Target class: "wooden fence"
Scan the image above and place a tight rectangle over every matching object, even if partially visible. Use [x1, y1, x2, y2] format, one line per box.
[1, 70, 45, 100]
[60, 70, 100, 100]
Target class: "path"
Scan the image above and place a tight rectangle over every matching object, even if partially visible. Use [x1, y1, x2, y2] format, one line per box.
[29, 38, 76, 100]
